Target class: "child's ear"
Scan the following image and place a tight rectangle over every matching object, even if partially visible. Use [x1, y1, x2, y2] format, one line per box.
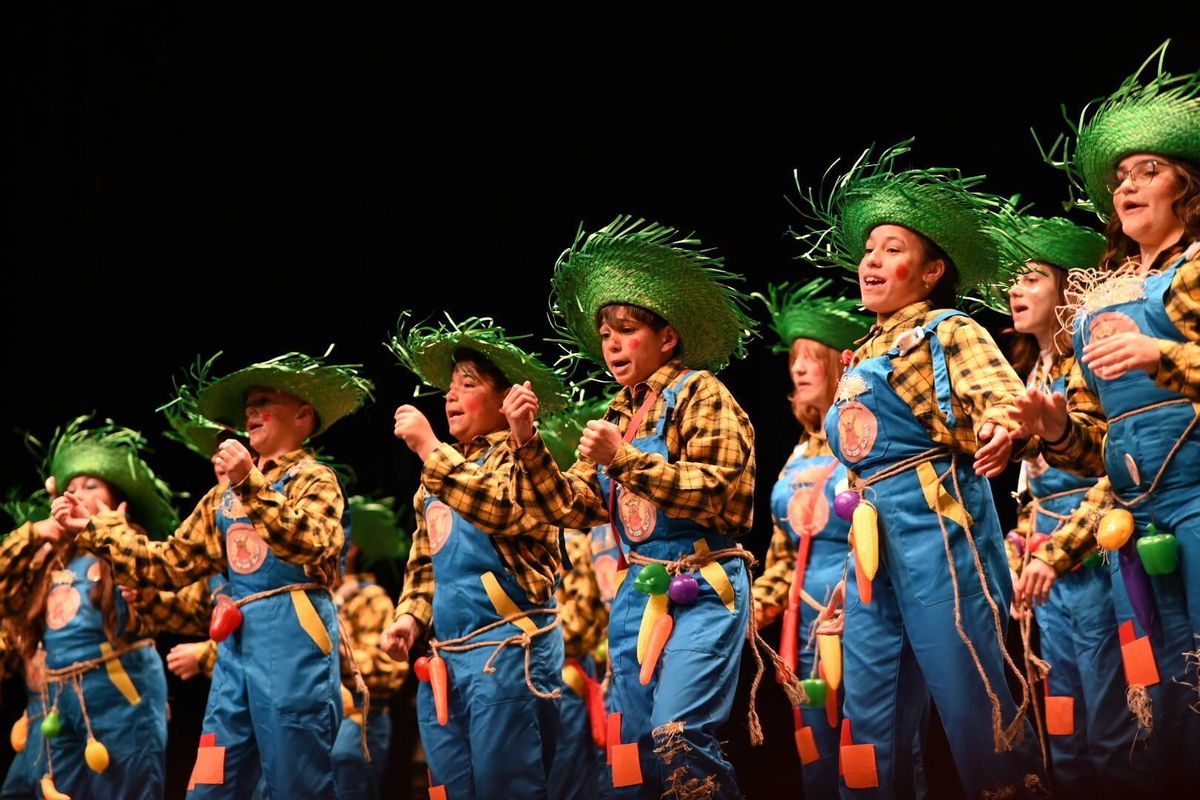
[660, 325, 680, 354]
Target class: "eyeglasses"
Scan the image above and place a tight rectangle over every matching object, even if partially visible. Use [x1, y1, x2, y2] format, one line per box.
[1106, 159, 1168, 193]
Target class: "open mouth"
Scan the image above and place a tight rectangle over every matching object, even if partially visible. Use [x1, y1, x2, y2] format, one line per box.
[610, 359, 631, 371]
[248, 422, 264, 434]
[1121, 201, 1147, 214]
[447, 410, 464, 423]
[1011, 303, 1028, 314]
[862, 275, 886, 287]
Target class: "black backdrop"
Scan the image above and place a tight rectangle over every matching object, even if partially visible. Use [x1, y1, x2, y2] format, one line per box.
[4, 5, 1197, 797]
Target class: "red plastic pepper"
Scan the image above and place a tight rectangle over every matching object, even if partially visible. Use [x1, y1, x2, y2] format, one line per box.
[209, 595, 243, 642]
[414, 656, 430, 683]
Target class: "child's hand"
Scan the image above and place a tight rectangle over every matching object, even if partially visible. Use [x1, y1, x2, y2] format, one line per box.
[213, 440, 254, 486]
[1081, 331, 1160, 380]
[166, 642, 206, 680]
[1009, 388, 1069, 444]
[381, 613, 424, 664]
[974, 422, 1012, 477]
[579, 420, 622, 467]
[501, 381, 538, 447]
[393, 405, 440, 460]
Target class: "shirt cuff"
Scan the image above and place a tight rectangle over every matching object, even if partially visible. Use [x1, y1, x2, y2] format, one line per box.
[232, 466, 268, 507]
[605, 441, 642, 479]
[394, 597, 433, 631]
[80, 509, 128, 550]
[511, 429, 552, 470]
[422, 442, 466, 487]
[1032, 537, 1081, 575]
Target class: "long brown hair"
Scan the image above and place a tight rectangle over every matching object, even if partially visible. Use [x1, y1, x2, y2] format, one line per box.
[788, 338, 845, 435]
[1101, 157, 1200, 270]
[3, 543, 123, 661]
[4, 481, 137, 661]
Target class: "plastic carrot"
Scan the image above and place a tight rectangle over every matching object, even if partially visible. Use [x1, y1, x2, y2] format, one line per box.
[779, 606, 799, 675]
[429, 655, 449, 726]
[639, 612, 674, 685]
[637, 594, 670, 664]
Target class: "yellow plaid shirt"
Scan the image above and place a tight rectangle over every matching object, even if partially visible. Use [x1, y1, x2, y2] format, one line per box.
[76, 450, 346, 589]
[558, 529, 609, 660]
[337, 575, 407, 700]
[1048, 247, 1200, 474]
[510, 359, 756, 535]
[394, 430, 562, 629]
[849, 302, 1032, 455]
[0, 522, 214, 639]
[752, 432, 833, 610]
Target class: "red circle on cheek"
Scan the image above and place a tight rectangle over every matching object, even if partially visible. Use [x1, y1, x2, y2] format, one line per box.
[464, 397, 481, 413]
[629, 338, 639, 350]
[895, 264, 909, 281]
[261, 412, 272, 422]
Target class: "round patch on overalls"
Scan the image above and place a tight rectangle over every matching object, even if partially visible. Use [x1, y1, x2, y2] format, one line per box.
[25, 649, 47, 691]
[1088, 311, 1139, 342]
[86, 561, 103, 582]
[45, 585, 81, 630]
[618, 490, 656, 542]
[226, 522, 268, 574]
[593, 553, 618, 602]
[426, 501, 454, 555]
[787, 467, 831, 535]
[837, 400, 878, 463]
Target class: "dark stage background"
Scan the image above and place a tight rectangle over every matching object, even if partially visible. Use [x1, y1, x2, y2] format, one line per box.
[4, 5, 1197, 798]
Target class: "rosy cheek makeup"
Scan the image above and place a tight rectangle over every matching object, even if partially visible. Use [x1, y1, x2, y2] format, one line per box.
[895, 263, 909, 281]
[464, 397, 482, 413]
[261, 412, 273, 422]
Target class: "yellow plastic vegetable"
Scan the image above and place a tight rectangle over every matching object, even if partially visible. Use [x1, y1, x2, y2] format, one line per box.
[85, 738, 110, 773]
[10, 713, 27, 753]
[852, 501, 879, 580]
[637, 594, 670, 664]
[341, 685, 355, 717]
[1097, 509, 1135, 550]
[818, 633, 842, 691]
[41, 774, 71, 800]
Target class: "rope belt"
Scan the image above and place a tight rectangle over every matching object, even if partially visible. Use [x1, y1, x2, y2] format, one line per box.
[430, 609, 563, 701]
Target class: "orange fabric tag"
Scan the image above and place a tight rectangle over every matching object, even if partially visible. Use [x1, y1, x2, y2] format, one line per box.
[1044, 695, 1075, 736]
[840, 743, 879, 789]
[838, 719, 851, 776]
[199, 733, 216, 747]
[1118, 619, 1136, 647]
[428, 787, 448, 800]
[796, 726, 820, 765]
[610, 742, 643, 788]
[606, 712, 622, 764]
[1121, 635, 1160, 687]
[187, 745, 226, 790]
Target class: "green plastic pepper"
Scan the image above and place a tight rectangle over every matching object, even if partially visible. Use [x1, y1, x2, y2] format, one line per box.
[1136, 524, 1178, 576]
[41, 709, 62, 738]
[800, 678, 828, 709]
[633, 563, 670, 595]
[1082, 551, 1103, 569]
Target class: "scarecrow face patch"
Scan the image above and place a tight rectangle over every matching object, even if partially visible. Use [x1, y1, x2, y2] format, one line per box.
[46, 584, 82, 630]
[837, 400, 878, 463]
[1088, 311, 1139, 344]
[787, 465, 831, 536]
[426, 501, 454, 555]
[618, 489, 656, 542]
[227, 523, 268, 574]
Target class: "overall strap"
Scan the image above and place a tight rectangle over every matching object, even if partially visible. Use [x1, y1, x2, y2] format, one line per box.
[924, 310, 966, 429]
[654, 370, 700, 437]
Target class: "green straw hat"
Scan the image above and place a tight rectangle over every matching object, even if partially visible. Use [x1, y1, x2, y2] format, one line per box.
[537, 394, 614, 469]
[28, 416, 179, 539]
[753, 278, 873, 353]
[552, 215, 756, 373]
[1, 488, 51, 530]
[160, 354, 244, 458]
[196, 348, 373, 439]
[386, 313, 570, 414]
[791, 139, 1028, 302]
[347, 496, 410, 563]
[1041, 41, 1200, 218]
[1011, 215, 1105, 272]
